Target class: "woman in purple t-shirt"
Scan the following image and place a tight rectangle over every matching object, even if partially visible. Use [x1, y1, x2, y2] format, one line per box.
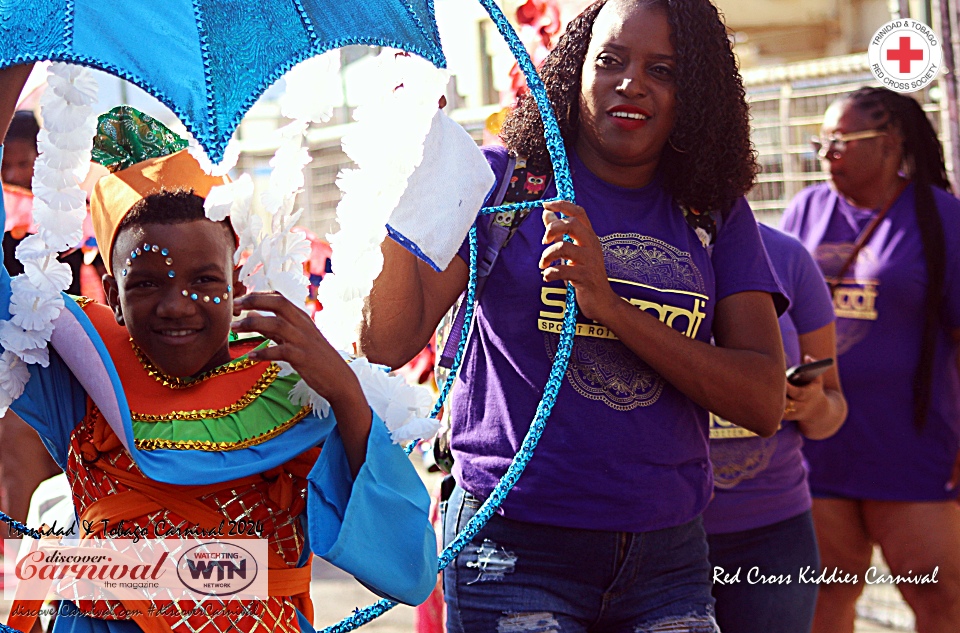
[364, 0, 787, 630]
[705, 224, 847, 633]
[782, 88, 960, 632]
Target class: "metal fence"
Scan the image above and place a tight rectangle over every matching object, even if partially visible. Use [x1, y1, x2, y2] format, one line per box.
[741, 53, 948, 226]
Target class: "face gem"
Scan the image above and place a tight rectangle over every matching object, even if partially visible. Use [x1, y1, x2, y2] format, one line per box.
[182, 290, 189, 297]
[213, 297, 221, 304]
[203, 296, 210, 303]
[161, 248, 169, 256]
[190, 293, 198, 301]
[168, 270, 175, 278]
[165, 257, 173, 265]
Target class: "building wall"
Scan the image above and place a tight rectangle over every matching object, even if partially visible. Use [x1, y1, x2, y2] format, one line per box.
[233, 0, 943, 237]
[721, 0, 896, 65]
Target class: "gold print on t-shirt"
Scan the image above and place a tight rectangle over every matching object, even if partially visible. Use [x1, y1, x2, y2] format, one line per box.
[831, 283, 879, 320]
[709, 412, 760, 439]
[815, 243, 879, 354]
[709, 413, 780, 487]
[541, 233, 708, 411]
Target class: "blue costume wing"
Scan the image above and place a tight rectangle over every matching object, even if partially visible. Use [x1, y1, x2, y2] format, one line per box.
[0, 0, 445, 164]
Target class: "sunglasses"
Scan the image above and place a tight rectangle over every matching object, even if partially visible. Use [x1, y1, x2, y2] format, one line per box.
[809, 129, 887, 158]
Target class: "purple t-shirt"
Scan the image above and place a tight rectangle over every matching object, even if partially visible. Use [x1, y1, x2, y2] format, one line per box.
[703, 225, 835, 534]
[782, 182, 960, 501]
[450, 146, 784, 532]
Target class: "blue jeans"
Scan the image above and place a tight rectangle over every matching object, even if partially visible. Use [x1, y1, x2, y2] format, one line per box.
[707, 510, 820, 633]
[442, 485, 719, 633]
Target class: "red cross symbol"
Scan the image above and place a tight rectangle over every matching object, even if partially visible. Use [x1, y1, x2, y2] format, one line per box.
[887, 36, 924, 73]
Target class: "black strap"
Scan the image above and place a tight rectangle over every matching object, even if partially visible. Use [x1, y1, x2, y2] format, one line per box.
[437, 153, 552, 368]
[828, 180, 907, 293]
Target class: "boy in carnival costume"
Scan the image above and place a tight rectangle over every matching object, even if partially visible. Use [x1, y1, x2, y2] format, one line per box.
[0, 67, 436, 633]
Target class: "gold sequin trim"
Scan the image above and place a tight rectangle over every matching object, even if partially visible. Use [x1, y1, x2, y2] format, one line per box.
[131, 364, 282, 422]
[134, 406, 312, 451]
[131, 339, 260, 389]
[73, 296, 95, 309]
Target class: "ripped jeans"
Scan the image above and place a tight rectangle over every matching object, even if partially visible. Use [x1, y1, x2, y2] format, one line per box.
[442, 485, 719, 633]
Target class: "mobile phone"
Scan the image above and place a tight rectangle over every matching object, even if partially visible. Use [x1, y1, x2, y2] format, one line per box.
[786, 358, 834, 386]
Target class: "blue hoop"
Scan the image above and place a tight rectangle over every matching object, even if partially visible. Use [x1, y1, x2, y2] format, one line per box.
[0, 2, 579, 632]
[316, 0, 579, 630]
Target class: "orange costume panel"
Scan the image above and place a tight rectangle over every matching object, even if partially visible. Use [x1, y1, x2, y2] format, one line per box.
[13, 303, 319, 633]
[6, 298, 436, 633]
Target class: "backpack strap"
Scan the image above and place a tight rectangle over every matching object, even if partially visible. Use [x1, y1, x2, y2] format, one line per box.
[437, 152, 552, 369]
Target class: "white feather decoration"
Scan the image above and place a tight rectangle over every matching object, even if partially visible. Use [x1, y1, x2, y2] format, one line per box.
[0, 63, 98, 413]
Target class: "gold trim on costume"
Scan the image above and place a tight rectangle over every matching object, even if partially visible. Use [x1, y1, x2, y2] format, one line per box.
[130, 339, 261, 388]
[134, 406, 312, 451]
[73, 296, 96, 309]
[130, 364, 283, 422]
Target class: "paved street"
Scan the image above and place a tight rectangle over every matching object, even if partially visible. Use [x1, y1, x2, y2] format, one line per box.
[309, 558, 417, 633]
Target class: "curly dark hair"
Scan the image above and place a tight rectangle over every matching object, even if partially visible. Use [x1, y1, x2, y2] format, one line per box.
[114, 190, 233, 272]
[840, 87, 949, 431]
[499, 0, 757, 214]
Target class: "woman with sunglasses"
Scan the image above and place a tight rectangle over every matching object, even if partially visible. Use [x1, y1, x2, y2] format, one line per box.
[782, 87, 960, 633]
[363, 1, 788, 630]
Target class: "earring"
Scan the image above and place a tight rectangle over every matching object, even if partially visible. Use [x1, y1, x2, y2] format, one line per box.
[668, 137, 687, 154]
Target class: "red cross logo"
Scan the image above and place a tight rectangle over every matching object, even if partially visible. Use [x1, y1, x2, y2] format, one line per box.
[887, 36, 924, 73]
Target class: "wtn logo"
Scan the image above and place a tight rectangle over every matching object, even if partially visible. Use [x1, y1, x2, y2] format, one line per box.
[185, 559, 247, 581]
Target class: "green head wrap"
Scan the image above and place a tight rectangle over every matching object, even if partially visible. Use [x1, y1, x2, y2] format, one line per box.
[91, 105, 189, 173]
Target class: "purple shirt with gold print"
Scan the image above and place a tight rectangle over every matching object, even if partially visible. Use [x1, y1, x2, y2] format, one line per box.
[782, 182, 960, 502]
[451, 145, 784, 532]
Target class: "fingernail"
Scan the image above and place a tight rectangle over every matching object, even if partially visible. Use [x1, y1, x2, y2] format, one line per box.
[947, 481, 955, 492]
[248, 351, 259, 360]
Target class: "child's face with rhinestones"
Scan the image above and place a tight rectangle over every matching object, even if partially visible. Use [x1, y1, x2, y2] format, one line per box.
[104, 220, 238, 377]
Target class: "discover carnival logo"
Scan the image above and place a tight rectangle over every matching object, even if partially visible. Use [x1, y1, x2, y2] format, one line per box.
[5, 538, 268, 602]
[869, 19, 943, 93]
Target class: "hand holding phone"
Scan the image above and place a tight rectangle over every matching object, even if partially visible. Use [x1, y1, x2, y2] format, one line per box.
[786, 358, 834, 387]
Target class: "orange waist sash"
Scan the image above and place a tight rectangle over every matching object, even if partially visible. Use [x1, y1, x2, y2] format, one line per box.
[8, 448, 316, 633]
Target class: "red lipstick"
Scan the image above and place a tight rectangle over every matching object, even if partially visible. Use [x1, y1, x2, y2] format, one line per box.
[607, 105, 651, 131]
